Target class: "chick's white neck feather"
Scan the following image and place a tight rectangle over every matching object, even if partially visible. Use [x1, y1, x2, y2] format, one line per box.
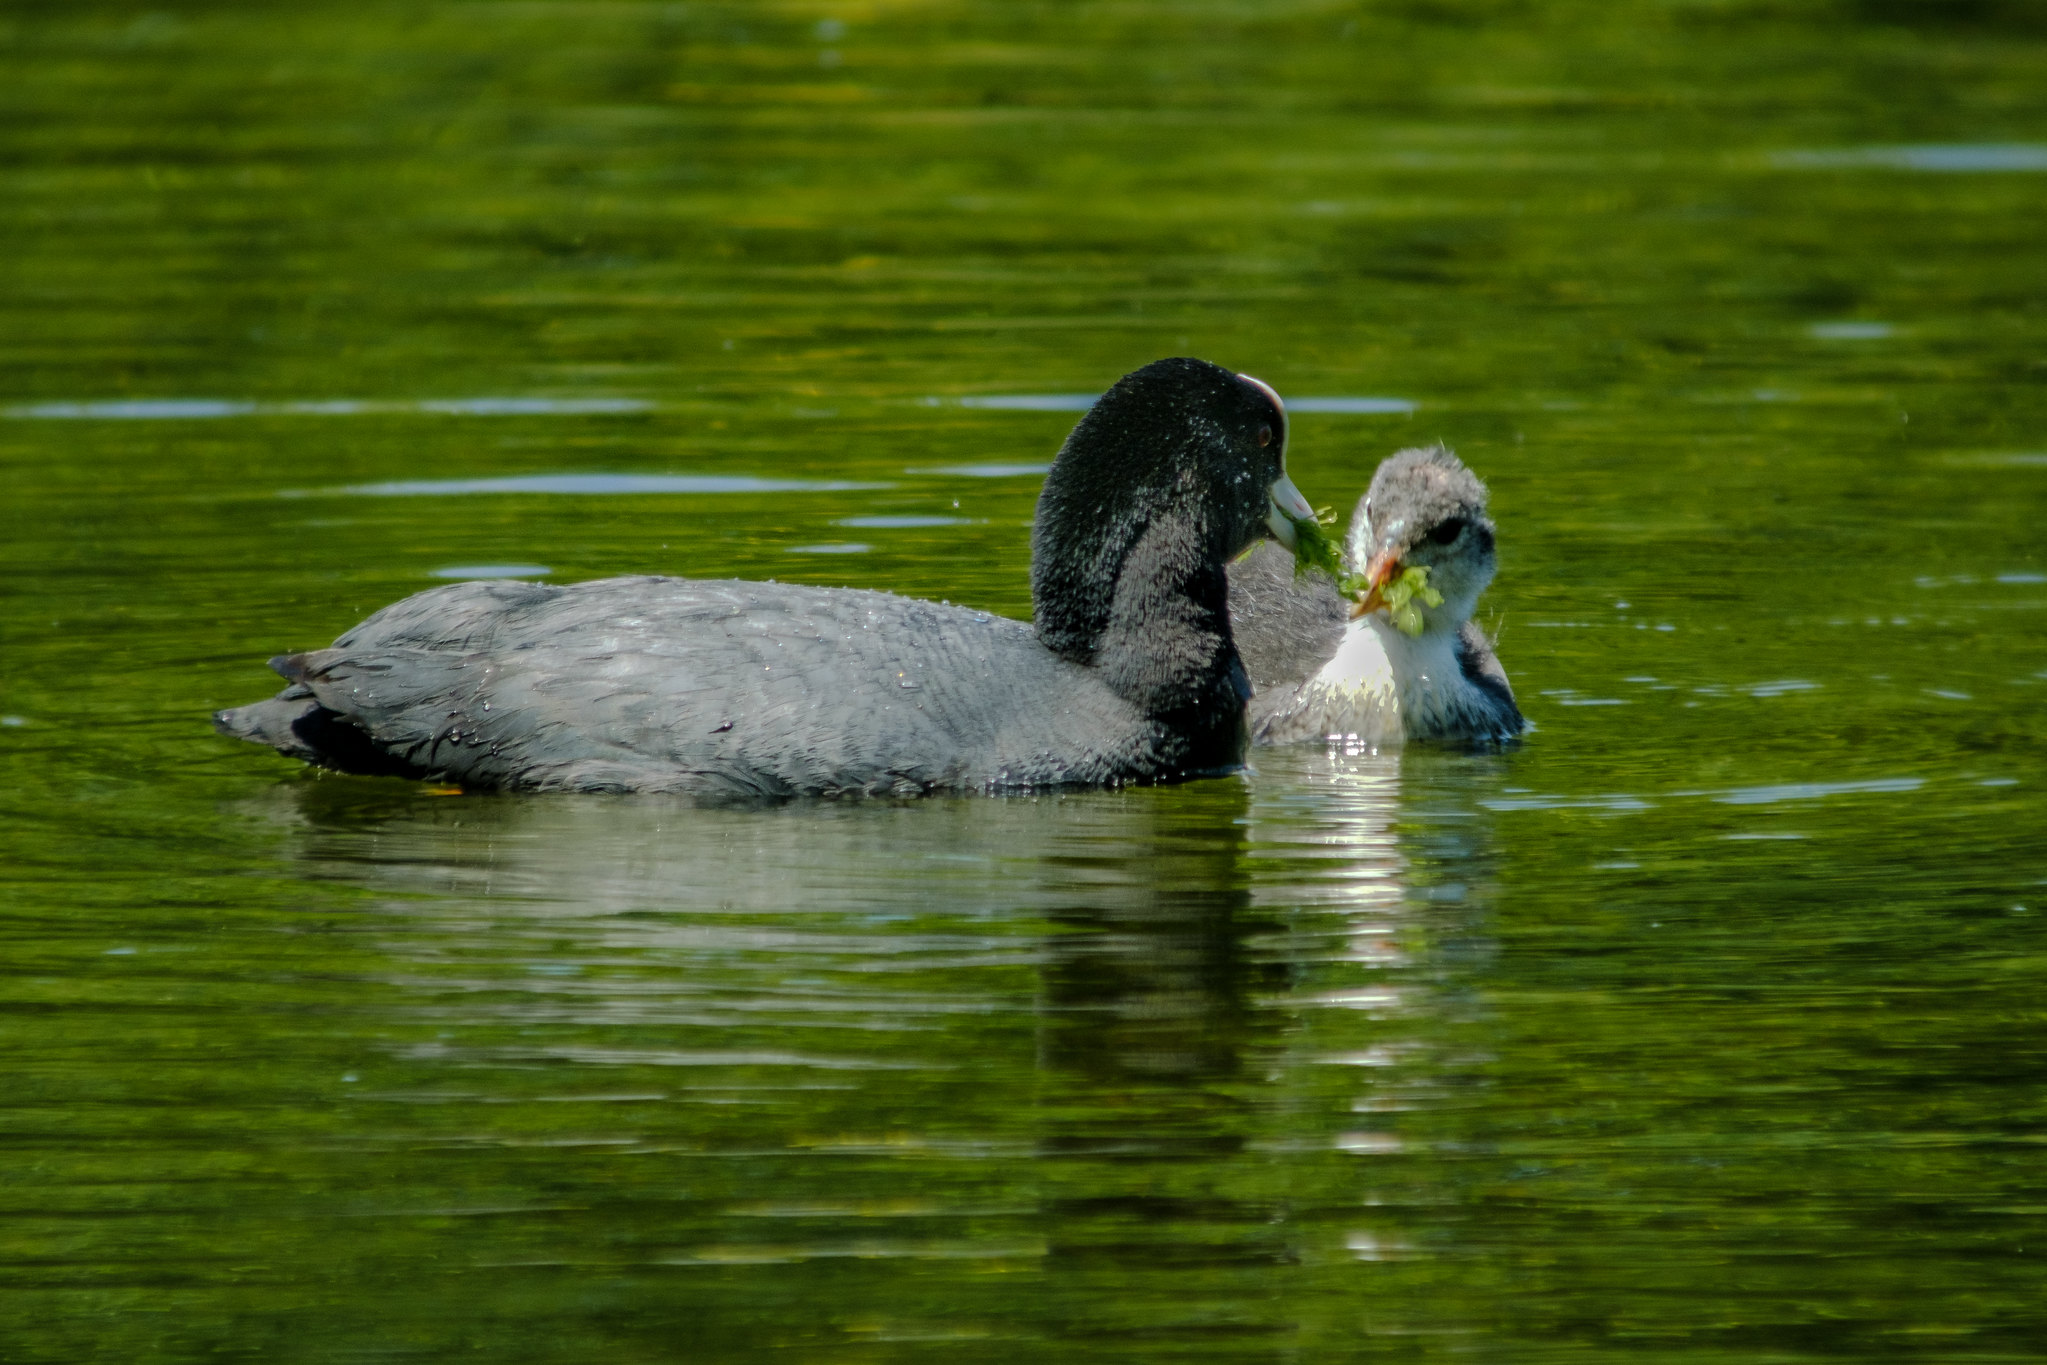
[1254, 614, 1477, 746]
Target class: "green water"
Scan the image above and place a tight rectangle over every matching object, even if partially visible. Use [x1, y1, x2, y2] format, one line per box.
[4, 2, 2046, 1359]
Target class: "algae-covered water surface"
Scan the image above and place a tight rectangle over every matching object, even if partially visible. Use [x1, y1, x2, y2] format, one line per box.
[4, 3, 2046, 1360]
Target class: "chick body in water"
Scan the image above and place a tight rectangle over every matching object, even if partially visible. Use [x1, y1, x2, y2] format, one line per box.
[1228, 446, 1526, 747]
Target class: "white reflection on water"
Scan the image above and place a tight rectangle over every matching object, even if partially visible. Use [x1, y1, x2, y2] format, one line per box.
[10, 393, 1430, 422]
[1774, 144, 2047, 173]
[1291, 397, 1418, 414]
[1944, 452, 2047, 467]
[1710, 777, 1923, 805]
[1747, 679, 1820, 698]
[255, 753, 1441, 1075]
[915, 463, 1052, 478]
[659, 1239, 1047, 1266]
[251, 750, 1459, 1280]
[1245, 749, 1417, 1034]
[1247, 748, 1404, 912]
[294, 474, 892, 497]
[836, 515, 975, 528]
[1808, 321, 1893, 340]
[431, 564, 551, 580]
[414, 398, 647, 416]
[11, 399, 259, 419]
[1484, 775, 1927, 812]
[945, 394, 1100, 411]
[929, 394, 1418, 414]
[4, 397, 651, 420]
[1483, 792, 1654, 812]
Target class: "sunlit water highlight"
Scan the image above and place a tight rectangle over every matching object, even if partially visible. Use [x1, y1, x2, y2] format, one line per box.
[937, 394, 1418, 414]
[1774, 143, 2047, 172]
[431, 564, 553, 580]
[307, 475, 894, 497]
[5, 397, 653, 419]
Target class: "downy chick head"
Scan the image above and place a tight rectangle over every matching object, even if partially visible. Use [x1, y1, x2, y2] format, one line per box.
[1346, 445, 1497, 636]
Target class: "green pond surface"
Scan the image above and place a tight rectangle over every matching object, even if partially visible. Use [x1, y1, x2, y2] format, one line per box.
[4, 2, 2047, 1360]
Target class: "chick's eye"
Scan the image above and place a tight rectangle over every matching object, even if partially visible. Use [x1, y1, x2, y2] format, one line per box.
[1256, 425, 1272, 447]
[1427, 517, 1466, 545]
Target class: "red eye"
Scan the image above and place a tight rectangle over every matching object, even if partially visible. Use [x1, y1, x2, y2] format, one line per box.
[1257, 425, 1273, 447]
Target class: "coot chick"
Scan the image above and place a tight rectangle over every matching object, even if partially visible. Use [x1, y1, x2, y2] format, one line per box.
[1228, 445, 1525, 747]
[216, 358, 1319, 796]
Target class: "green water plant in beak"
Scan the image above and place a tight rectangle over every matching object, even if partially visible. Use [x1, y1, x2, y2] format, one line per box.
[1377, 564, 1444, 637]
[1278, 504, 1357, 592]
[1275, 505, 1443, 637]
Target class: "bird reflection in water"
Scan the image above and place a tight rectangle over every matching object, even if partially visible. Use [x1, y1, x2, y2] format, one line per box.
[1027, 752, 1421, 1346]
[1029, 780, 1300, 1346]
[248, 749, 1450, 1355]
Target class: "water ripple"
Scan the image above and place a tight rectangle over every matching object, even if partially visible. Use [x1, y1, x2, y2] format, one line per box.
[1774, 143, 2047, 172]
[292, 474, 892, 497]
[1710, 777, 1924, 806]
[5, 396, 651, 419]
[431, 564, 552, 580]
[836, 515, 975, 528]
[930, 393, 1417, 414]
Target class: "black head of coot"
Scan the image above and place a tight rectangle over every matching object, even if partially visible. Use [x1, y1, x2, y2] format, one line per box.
[1032, 357, 1298, 662]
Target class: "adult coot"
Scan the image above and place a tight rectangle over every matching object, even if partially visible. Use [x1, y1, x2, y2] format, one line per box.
[1227, 445, 1526, 746]
[216, 358, 1318, 796]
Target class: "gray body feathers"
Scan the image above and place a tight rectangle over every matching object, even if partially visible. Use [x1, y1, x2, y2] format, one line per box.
[1226, 538, 1351, 694]
[216, 576, 1196, 796]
